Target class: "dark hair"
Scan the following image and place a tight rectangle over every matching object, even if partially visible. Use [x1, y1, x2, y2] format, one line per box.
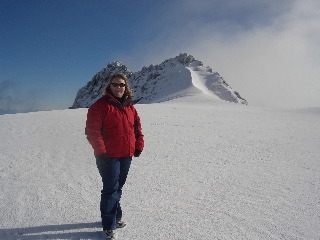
[103, 73, 133, 99]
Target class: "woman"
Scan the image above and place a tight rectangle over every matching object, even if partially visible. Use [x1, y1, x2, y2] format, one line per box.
[85, 73, 144, 239]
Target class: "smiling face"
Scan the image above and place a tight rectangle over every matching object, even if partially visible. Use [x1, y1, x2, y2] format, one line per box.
[110, 77, 126, 98]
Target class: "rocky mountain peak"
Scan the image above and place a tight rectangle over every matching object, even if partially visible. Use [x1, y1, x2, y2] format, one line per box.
[70, 53, 247, 108]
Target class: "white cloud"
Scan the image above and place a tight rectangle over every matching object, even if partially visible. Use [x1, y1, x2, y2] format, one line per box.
[131, 0, 320, 108]
[192, 0, 320, 108]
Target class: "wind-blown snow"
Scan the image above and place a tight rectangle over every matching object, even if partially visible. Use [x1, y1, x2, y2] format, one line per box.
[1, 96, 319, 240]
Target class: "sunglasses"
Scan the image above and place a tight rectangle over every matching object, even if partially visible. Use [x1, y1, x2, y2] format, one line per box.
[111, 83, 126, 88]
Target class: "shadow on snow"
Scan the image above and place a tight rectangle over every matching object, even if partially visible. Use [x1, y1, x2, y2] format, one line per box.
[0, 222, 103, 240]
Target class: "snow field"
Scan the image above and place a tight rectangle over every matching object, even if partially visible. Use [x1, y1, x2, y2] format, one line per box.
[0, 98, 319, 239]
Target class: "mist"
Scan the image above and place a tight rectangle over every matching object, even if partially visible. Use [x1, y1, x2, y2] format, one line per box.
[126, 0, 320, 109]
[194, 1, 320, 108]
[0, 80, 44, 115]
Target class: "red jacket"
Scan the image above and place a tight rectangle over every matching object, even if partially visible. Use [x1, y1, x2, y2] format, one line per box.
[85, 94, 144, 157]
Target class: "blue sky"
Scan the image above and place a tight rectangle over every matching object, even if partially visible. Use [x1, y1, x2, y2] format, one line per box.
[1, 0, 319, 113]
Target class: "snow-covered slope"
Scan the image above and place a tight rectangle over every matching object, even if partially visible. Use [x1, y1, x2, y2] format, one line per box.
[1, 98, 320, 239]
[71, 61, 133, 108]
[71, 53, 247, 108]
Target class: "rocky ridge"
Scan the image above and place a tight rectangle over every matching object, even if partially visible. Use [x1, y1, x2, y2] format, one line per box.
[71, 53, 247, 108]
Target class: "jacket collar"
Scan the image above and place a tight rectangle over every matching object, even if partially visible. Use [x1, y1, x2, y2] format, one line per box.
[104, 93, 132, 108]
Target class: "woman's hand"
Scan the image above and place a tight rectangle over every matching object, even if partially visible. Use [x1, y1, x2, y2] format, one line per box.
[134, 150, 142, 157]
[96, 153, 109, 161]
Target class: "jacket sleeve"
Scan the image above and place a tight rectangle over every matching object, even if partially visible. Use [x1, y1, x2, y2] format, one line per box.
[85, 100, 107, 156]
[133, 107, 144, 151]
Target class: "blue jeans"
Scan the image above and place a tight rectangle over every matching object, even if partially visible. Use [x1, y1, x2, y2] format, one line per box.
[96, 157, 132, 231]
